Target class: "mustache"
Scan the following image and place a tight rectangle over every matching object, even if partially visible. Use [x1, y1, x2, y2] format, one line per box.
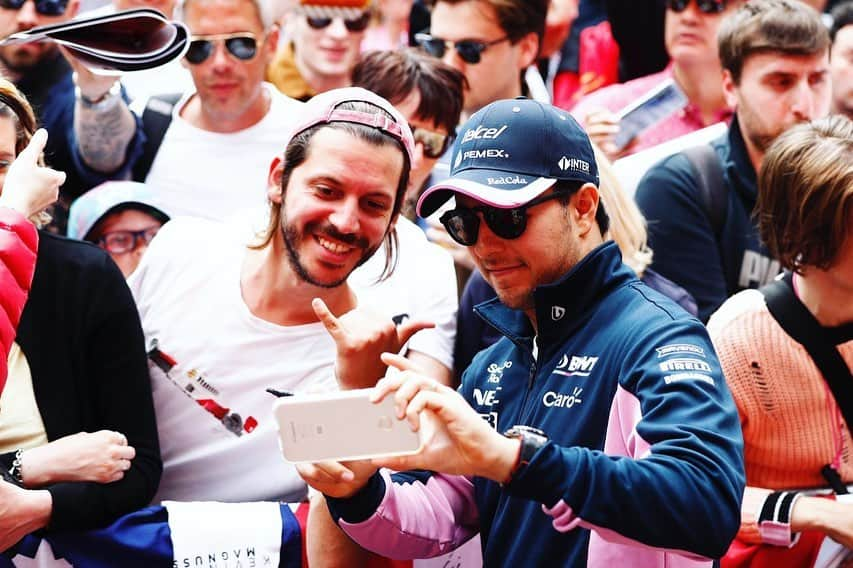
[314, 221, 370, 249]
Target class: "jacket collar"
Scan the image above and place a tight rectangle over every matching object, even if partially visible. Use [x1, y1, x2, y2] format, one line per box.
[475, 241, 635, 356]
[723, 115, 758, 205]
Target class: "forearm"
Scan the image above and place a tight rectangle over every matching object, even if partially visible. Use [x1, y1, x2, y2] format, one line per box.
[74, 95, 136, 174]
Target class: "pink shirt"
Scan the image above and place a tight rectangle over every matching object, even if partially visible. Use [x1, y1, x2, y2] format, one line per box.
[570, 64, 732, 156]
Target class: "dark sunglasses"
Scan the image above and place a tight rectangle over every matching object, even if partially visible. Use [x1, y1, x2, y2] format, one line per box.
[410, 125, 452, 159]
[666, 0, 726, 14]
[97, 226, 160, 254]
[186, 32, 259, 65]
[0, 0, 68, 16]
[414, 32, 509, 65]
[306, 13, 370, 33]
[439, 191, 566, 246]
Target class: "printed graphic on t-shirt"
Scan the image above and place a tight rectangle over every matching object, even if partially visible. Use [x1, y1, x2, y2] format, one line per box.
[147, 338, 258, 437]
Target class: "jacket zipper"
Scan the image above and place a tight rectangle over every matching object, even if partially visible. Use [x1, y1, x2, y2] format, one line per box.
[516, 355, 538, 425]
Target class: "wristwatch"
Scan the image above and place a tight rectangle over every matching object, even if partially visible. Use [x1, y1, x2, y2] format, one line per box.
[503, 425, 548, 483]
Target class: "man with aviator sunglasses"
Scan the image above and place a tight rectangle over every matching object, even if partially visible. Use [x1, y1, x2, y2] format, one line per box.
[297, 97, 745, 566]
[267, 0, 371, 101]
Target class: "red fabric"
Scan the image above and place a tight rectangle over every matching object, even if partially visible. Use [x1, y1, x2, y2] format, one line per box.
[294, 500, 411, 568]
[0, 206, 38, 395]
[722, 530, 825, 568]
[553, 20, 620, 111]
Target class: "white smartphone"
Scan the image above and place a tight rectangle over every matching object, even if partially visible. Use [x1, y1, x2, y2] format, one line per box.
[273, 389, 422, 463]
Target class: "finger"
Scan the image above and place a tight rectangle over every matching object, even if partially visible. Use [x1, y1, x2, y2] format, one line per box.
[116, 445, 135, 460]
[17, 129, 48, 164]
[396, 319, 435, 346]
[311, 298, 345, 340]
[380, 352, 418, 373]
[404, 389, 449, 431]
[113, 431, 128, 446]
[393, 373, 439, 421]
[371, 374, 406, 403]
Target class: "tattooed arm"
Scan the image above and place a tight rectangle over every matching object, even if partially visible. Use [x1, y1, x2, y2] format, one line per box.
[64, 48, 137, 175]
[73, 79, 136, 174]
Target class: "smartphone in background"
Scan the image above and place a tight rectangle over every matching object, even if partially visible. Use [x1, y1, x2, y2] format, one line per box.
[273, 389, 421, 463]
[614, 79, 688, 151]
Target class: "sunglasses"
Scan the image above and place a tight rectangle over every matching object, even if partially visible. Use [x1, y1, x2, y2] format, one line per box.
[410, 125, 452, 159]
[666, 0, 726, 14]
[186, 32, 260, 65]
[98, 226, 160, 254]
[439, 191, 566, 246]
[0, 0, 68, 16]
[306, 13, 370, 33]
[415, 32, 509, 65]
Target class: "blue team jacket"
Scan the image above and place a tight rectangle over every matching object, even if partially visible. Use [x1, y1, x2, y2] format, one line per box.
[328, 242, 745, 567]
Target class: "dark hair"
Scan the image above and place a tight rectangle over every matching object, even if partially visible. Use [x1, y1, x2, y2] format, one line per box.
[830, 1, 853, 42]
[718, 0, 830, 83]
[757, 115, 853, 272]
[554, 180, 610, 235]
[427, 0, 548, 49]
[352, 48, 466, 135]
[253, 101, 410, 281]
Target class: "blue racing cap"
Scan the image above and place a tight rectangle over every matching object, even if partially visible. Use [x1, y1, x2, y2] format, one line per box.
[417, 98, 599, 217]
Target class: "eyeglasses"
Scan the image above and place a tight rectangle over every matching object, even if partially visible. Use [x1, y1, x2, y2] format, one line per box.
[185, 32, 260, 65]
[415, 32, 510, 65]
[666, 0, 726, 14]
[305, 13, 370, 33]
[410, 125, 452, 159]
[439, 191, 566, 246]
[0, 0, 69, 16]
[97, 226, 160, 254]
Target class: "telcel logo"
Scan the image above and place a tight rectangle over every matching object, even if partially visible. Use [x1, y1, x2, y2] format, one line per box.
[462, 124, 508, 143]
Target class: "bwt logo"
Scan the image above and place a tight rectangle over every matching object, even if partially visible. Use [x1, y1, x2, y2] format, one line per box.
[463, 149, 508, 160]
[553, 354, 599, 377]
[558, 156, 590, 173]
[462, 124, 508, 143]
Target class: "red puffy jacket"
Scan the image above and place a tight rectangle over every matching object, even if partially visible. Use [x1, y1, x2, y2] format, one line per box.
[0, 206, 38, 394]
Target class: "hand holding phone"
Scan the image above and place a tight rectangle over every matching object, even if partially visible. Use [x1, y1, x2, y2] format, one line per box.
[274, 388, 421, 464]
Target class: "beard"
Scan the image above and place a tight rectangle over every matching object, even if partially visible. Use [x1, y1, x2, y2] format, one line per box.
[281, 213, 380, 288]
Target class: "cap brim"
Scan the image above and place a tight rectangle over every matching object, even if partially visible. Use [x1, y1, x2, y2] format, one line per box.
[417, 170, 557, 217]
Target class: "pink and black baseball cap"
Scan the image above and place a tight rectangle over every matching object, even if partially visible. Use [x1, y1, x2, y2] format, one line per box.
[282, 87, 415, 164]
[417, 98, 599, 217]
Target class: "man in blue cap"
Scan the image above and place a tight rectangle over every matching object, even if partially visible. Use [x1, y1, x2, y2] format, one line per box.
[296, 98, 746, 567]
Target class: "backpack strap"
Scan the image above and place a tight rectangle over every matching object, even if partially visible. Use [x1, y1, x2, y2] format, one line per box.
[683, 144, 727, 240]
[132, 92, 182, 182]
[761, 274, 853, 493]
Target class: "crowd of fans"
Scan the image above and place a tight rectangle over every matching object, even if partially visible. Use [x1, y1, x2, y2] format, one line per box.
[0, 0, 851, 566]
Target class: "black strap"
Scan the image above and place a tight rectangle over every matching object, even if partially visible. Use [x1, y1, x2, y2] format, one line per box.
[761, 274, 853, 446]
[683, 144, 727, 240]
[132, 92, 182, 182]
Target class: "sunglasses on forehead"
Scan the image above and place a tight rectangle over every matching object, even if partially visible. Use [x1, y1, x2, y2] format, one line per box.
[306, 12, 370, 33]
[185, 32, 260, 64]
[0, 0, 68, 16]
[414, 32, 510, 65]
[666, 0, 726, 14]
[410, 125, 452, 159]
[439, 190, 570, 246]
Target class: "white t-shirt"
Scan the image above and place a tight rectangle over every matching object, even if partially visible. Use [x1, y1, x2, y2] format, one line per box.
[143, 84, 302, 221]
[130, 215, 457, 503]
[129, 217, 337, 503]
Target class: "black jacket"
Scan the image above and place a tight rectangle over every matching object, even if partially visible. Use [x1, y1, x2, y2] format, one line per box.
[2, 232, 161, 530]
